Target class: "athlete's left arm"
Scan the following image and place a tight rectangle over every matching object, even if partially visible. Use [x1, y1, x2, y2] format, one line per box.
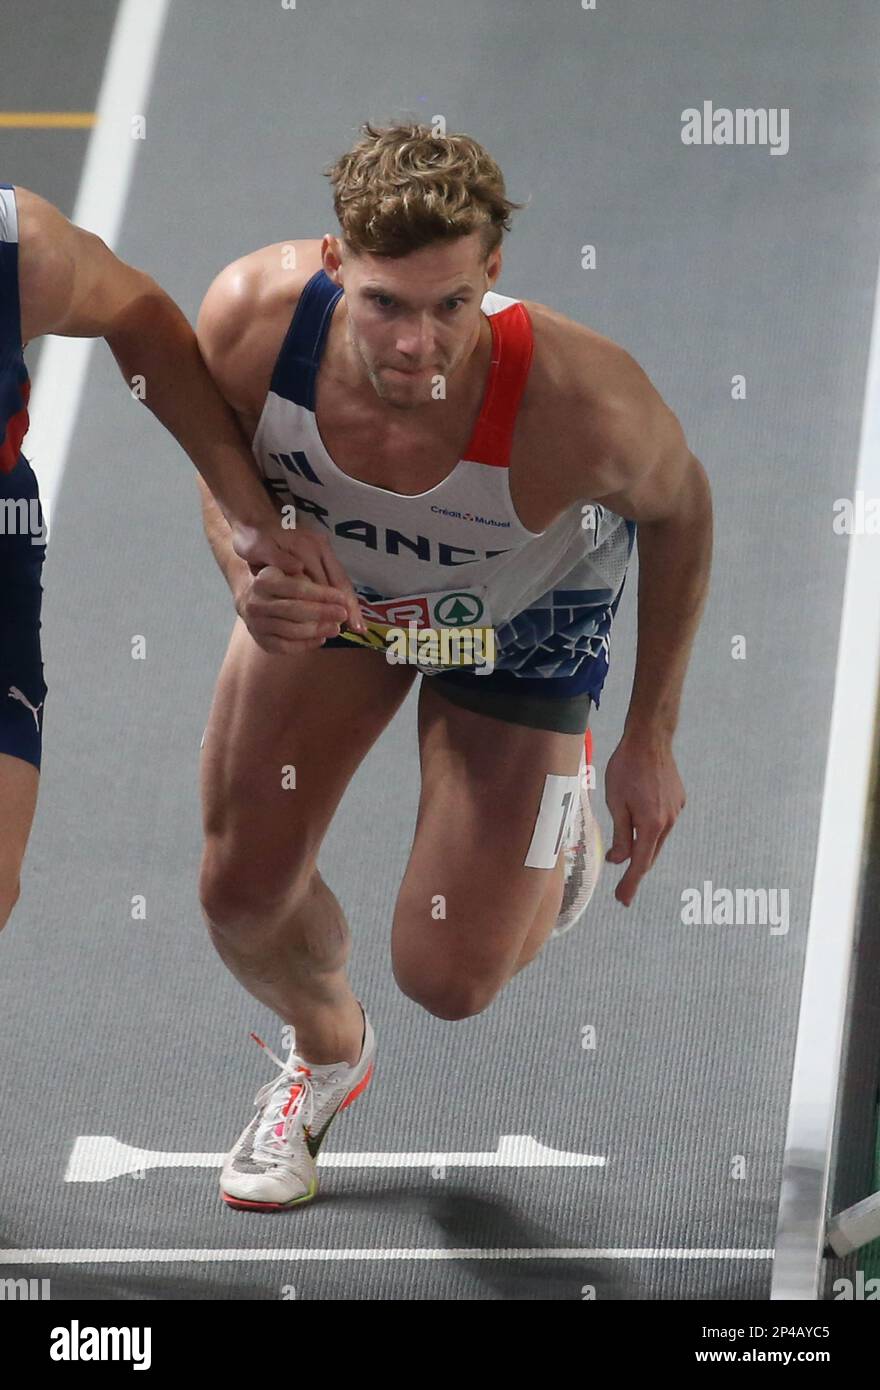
[15, 186, 300, 577]
[573, 347, 714, 907]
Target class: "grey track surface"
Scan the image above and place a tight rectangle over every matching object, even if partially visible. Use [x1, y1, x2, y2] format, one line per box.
[1, 1, 879, 1300]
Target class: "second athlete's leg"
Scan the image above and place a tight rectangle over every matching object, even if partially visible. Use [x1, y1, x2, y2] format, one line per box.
[0, 752, 39, 929]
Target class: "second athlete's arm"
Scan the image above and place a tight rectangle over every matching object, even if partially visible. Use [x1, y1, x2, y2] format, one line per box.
[16, 186, 307, 574]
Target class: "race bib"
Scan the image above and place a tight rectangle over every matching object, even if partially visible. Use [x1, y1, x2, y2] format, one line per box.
[339, 586, 496, 670]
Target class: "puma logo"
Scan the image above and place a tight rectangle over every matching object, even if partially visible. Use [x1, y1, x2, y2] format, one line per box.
[7, 685, 42, 730]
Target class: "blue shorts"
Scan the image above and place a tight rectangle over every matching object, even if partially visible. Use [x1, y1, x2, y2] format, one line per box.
[0, 454, 47, 769]
[424, 664, 593, 733]
[319, 560, 633, 733]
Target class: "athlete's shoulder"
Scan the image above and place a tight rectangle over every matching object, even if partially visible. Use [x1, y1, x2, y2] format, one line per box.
[196, 239, 325, 416]
[0, 182, 20, 240]
[11, 184, 55, 240]
[521, 296, 675, 458]
[13, 185, 112, 343]
[12, 184, 83, 273]
[10, 185, 68, 292]
[520, 298, 645, 409]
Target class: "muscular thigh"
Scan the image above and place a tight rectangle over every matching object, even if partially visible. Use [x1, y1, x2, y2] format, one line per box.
[201, 624, 417, 893]
[392, 676, 586, 982]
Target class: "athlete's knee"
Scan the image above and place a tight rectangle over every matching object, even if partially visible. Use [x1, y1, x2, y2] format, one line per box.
[392, 961, 500, 1021]
[199, 843, 312, 935]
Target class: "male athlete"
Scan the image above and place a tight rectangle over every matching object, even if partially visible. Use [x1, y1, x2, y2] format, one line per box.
[0, 183, 363, 933]
[195, 122, 712, 1211]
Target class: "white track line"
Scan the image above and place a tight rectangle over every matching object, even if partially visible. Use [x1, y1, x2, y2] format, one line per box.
[64, 1133, 606, 1182]
[0, 1247, 774, 1265]
[770, 221, 880, 1298]
[24, 0, 172, 531]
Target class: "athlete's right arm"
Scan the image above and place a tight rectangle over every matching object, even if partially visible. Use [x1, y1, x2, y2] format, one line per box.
[195, 255, 361, 653]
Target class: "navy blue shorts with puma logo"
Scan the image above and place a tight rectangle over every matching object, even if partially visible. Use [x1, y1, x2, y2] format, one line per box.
[0, 453, 47, 769]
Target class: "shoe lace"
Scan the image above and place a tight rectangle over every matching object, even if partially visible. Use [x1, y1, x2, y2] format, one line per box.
[249, 1032, 317, 1161]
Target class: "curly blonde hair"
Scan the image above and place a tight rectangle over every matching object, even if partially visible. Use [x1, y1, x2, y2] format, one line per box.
[324, 121, 525, 260]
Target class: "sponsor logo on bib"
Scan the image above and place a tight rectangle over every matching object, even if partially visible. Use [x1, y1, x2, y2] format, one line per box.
[339, 587, 494, 670]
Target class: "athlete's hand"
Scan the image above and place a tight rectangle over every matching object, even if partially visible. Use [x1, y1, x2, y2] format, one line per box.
[234, 566, 360, 656]
[603, 730, 686, 907]
[230, 523, 366, 640]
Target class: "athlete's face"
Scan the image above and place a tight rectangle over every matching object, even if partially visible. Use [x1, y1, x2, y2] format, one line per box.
[323, 231, 501, 408]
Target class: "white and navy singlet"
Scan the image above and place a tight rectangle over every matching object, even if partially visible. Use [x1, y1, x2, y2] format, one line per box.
[251, 269, 636, 708]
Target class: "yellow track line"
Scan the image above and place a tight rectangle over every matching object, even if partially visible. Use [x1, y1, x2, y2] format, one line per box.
[0, 113, 97, 128]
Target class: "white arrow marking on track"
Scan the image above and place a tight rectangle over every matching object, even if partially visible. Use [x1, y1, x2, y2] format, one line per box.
[64, 1134, 606, 1183]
